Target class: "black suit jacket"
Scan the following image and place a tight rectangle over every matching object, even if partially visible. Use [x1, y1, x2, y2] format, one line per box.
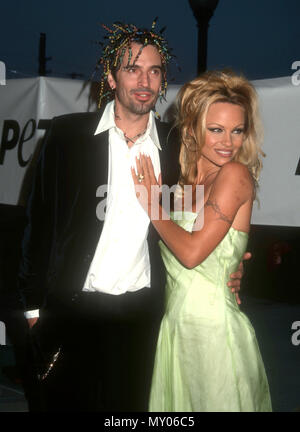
[19, 110, 180, 312]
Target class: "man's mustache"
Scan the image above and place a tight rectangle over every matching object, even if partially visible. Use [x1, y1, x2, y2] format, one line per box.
[129, 88, 156, 96]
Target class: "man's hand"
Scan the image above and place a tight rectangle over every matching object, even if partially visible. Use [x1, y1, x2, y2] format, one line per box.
[27, 317, 39, 329]
[227, 252, 252, 305]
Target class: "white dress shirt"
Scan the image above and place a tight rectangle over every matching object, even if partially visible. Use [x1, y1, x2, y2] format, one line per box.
[25, 101, 162, 317]
[83, 101, 161, 294]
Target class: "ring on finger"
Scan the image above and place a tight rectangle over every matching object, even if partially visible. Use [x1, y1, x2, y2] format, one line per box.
[138, 173, 144, 183]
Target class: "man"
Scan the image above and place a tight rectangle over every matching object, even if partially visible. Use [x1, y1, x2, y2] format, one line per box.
[19, 21, 246, 411]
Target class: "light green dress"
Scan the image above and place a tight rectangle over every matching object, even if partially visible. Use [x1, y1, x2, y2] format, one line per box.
[149, 211, 272, 412]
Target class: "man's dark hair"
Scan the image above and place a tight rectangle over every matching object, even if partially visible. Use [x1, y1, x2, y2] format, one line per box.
[95, 19, 174, 107]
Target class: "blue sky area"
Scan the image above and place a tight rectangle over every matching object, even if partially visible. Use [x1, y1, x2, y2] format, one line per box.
[1, 0, 299, 83]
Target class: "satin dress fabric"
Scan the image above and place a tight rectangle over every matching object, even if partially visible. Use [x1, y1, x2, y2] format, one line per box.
[149, 212, 272, 412]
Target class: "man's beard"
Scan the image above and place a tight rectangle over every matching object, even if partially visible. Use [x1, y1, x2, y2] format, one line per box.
[116, 88, 159, 115]
[127, 100, 155, 115]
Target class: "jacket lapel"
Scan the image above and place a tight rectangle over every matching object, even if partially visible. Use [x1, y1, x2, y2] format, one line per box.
[78, 118, 109, 251]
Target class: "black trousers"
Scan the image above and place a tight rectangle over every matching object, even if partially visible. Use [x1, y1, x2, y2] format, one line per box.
[0, 303, 42, 411]
[36, 287, 164, 412]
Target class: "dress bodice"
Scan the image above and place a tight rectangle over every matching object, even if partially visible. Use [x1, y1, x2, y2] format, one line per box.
[160, 211, 248, 276]
[159, 211, 249, 316]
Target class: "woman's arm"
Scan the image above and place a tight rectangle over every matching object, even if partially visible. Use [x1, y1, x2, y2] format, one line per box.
[132, 155, 253, 269]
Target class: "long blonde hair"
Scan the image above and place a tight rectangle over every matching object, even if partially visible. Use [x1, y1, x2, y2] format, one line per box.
[176, 70, 264, 191]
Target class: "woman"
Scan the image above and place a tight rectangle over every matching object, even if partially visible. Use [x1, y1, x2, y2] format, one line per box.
[132, 70, 272, 412]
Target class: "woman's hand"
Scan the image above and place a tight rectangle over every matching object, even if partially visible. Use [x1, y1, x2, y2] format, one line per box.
[131, 154, 162, 218]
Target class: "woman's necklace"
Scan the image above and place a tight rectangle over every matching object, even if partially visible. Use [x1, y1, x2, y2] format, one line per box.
[203, 169, 220, 184]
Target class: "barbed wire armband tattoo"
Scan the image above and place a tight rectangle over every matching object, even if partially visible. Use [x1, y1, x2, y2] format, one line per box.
[205, 199, 233, 225]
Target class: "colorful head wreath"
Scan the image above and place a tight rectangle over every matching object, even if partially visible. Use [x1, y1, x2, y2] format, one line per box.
[95, 18, 175, 108]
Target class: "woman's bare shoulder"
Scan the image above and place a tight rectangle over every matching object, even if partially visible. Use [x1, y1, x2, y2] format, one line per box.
[217, 161, 253, 185]
[211, 161, 254, 203]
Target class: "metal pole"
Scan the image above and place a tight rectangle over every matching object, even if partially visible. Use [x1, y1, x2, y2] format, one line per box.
[188, 0, 219, 75]
[38, 33, 52, 76]
[38, 33, 46, 76]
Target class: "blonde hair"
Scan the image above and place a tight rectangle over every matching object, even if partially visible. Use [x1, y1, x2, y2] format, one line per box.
[176, 70, 264, 190]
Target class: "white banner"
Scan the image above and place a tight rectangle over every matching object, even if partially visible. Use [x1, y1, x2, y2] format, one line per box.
[0, 76, 299, 226]
[251, 77, 300, 226]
